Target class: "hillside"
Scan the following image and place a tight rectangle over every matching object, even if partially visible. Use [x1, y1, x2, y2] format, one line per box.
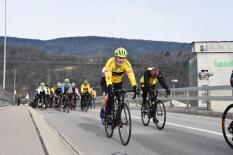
[0, 44, 191, 97]
[0, 36, 191, 55]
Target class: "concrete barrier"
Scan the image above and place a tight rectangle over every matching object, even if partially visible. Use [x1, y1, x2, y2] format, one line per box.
[28, 107, 80, 155]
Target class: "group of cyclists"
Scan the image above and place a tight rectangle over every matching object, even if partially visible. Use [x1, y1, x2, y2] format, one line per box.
[29, 46, 233, 147]
[99, 47, 171, 124]
[32, 78, 97, 112]
[31, 46, 170, 118]
[31, 46, 170, 126]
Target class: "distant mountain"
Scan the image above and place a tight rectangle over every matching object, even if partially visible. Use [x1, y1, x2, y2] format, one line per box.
[0, 36, 191, 55]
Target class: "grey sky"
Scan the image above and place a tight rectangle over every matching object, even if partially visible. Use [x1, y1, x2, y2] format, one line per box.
[0, 0, 233, 42]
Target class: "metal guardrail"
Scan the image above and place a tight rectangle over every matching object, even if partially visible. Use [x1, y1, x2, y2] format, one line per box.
[0, 87, 14, 106]
[96, 85, 233, 111]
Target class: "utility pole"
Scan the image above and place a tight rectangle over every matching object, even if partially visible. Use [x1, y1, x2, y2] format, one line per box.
[13, 69, 16, 100]
[3, 0, 7, 89]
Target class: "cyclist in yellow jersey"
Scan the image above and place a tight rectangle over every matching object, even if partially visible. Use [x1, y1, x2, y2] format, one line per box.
[140, 66, 170, 123]
[81, 80, 91, 94]
[140, 66, 170, 104]
[100, 47, 139, 119]
[80, 80, 91, 108]
[50, 84, 56, 95]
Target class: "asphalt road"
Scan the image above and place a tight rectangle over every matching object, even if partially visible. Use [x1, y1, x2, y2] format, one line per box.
[38, 108, 232, 155]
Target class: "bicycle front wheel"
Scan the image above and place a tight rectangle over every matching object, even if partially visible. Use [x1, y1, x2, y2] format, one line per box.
[118, 103, 132, 145]
[141, 101, 150, 126]
[105, 115, 114, 138]
[154, 100, 166, 130]
[84, 99, 89, 112]
[41, 97, 45, 110]
[222, 104, 233, 149]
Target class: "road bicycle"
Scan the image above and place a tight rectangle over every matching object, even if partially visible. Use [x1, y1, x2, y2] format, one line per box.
[81, 93, 91, 112]
[141, 90, 166, 130]
[62, 93, 71, 113]
[222, 103, 233, 149]
[103, 89, 136, 145]
[37, 92, 47, 110]
[55, 94, 62, 111]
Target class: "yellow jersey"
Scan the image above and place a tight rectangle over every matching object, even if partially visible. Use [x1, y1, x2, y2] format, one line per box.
[81, 83, 91, 93]
[104, 57, 137, 86]
[140, 76, 158, 87]
[140, 67, 159, 87]
[92, 90, 96, 98]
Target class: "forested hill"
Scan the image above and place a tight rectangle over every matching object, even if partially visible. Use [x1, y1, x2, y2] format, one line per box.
[0, 36, 191, 55]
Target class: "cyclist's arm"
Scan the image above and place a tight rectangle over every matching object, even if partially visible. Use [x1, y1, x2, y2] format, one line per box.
[88, 85, 91, 93]
[80, 84, 84, 94]
[37, 87, 41, 95]
[104, 57, 114, 86]
[157, 71, 169, 90]
[143, 70, 151, 88]
[61, 84, 65, 93]
[75, 88, 80, 97]
[125, 60, 137, 87]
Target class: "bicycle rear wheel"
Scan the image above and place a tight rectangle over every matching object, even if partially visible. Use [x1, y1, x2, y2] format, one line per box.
[66, 102, 70, 113]
[154, 100, 166, 130]
[118, 103, 132, 145]
[105, 115, 114, 138]
[222, 104, 233, 149]
[141, 101, 150, 126]
[84, 98, 89, 112]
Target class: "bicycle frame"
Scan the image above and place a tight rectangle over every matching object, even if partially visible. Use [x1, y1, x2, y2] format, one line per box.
[104, 89, 135, 145]
[107, 89, 135, 126]
[147, 91, 159, 116]
[112, 91, 125, 126]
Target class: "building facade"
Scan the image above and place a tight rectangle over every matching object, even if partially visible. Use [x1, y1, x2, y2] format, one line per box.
[189, 41, 233, 111]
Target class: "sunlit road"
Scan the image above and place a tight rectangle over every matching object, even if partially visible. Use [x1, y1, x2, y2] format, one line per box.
[38, 108, 232, 155]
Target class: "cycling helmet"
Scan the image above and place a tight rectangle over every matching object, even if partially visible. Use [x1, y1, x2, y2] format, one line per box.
[72, 82, 76, 87]
[84, 80, 88, 84]
[64, 78, 70, 83]
[114, 47, 128, 58]
[40, 82, 45, 86]
[57, 82, 62, 87]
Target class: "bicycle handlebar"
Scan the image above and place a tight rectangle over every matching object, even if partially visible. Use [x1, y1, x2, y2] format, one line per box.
[113, 89, 138, 99]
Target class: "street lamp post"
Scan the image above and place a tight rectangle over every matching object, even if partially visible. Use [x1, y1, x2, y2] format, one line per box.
[171, 79, 178, 96]
[206, 73, 214, 111]
[3, 0, 7, 89]
[171, 79, 178, 107]
[13, 69, 16, 100]
[198, 70, 214, 111]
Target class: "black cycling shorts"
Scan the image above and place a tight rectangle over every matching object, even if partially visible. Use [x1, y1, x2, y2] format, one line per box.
[100, 77, 122, 94]
[113, 82, 122, 90]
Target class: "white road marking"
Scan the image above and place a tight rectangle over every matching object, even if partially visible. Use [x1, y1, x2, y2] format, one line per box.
[131, 115, 223, 136]
[86, 109, 229, 137]
[167, 112, 222, 120]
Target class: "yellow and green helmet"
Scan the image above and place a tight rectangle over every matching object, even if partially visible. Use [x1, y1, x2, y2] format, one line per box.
[114, 47, 128, 58]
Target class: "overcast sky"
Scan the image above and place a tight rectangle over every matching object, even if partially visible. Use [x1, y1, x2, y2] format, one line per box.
[0, 0, 233, 42]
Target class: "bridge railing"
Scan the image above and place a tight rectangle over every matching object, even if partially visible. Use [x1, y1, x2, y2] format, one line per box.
[0, 87, 14, 106]
[96, 85, 233, 111]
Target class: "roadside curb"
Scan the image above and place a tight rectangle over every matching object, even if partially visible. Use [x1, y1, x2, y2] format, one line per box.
[28, 107, 80, 155]
[166, 107, 223, 118]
